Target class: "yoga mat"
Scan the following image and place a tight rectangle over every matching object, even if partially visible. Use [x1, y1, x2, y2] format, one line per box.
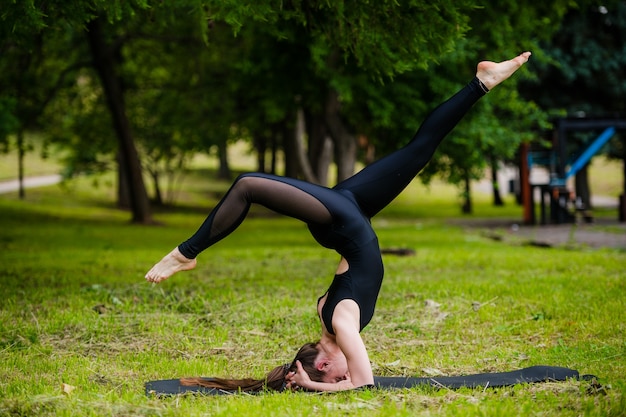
[146, 365, 583, 396]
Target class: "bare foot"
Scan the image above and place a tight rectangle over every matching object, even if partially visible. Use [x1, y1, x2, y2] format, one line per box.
[145, 247, 197, 283]
[476, 52, 531, 90]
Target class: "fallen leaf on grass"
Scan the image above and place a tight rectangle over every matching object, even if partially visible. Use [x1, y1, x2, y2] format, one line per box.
[466, 396, 481, 405]
[435, 311, 450, 322]
[61, 383, 75, 395]
[92, 304, 108, 314]
[422, 367, 444, 376]
[241, 330, 267, 336]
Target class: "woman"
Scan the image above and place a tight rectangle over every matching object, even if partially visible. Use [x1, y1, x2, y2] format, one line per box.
[146, 52, 532, 392]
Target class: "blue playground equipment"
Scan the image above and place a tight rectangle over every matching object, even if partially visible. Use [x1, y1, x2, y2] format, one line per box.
[550, 127, 616, 186]
[524, 117, 625, 225]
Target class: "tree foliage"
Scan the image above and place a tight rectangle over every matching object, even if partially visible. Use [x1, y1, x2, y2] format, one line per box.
[523, 1, 626, 116]
[1, 0, 608, 216]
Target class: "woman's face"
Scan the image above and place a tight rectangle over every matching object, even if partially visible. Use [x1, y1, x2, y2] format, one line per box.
[320, 352, 349, 383]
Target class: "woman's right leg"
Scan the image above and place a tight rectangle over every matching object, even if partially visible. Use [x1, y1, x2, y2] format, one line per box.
[334, 77, 486, 218]
[145, 173, 337, 282]
[335, 53, 531, 218]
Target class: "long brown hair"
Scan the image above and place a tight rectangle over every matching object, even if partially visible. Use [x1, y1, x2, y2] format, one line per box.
[180, 342, 326, 392]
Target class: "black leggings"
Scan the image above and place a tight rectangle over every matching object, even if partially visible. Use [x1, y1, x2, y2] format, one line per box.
[178, 77, 485, 259]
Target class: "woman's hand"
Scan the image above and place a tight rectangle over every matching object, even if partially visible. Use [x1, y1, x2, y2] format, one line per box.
[334, 374, 354, 390]
[285, 360, 356, 392]
[285, 360, 311, 391]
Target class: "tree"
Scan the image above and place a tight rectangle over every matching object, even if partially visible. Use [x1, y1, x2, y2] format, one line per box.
[120, 16, 240, 201]
[203, 0, 479, 183]
[86, 16, 155, 222]
[0, 1, 87, 198]
[0, 0, 154, 220]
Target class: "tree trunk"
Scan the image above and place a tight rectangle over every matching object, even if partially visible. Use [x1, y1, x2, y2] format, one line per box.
[306, 111, 332, 186]
[217, 138, 231, 180]
[622, 156, 626, 222]
[15, 50, 31, 201]
[359, 135, 375, 164]
[334, 136, 357, 181]
[519, 143, 533, 224]
[283, 122, 298, 178]
[325, 90, 356, 181]
[86, 17, 153, 224]
[490, 154, 504, 206]
[294, 106, 319, 183]
[316, 137, 333, 186]
[254, 135, 266, 173]
[116, 152, 130, 209]
[17, 129, 25, 199]
[270, 135, 278, 175]
[461, 171, 472, 214]
[150, 171, 163, 206]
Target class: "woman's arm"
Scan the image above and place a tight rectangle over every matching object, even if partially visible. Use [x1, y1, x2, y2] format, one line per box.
[332, 300, 375, 388]
[289, 360, 357, 392]
[289, 300, 374, 392]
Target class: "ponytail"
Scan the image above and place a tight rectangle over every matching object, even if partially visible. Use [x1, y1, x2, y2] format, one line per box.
[180, 364, 287, 392]
[180, 341, 325, 392]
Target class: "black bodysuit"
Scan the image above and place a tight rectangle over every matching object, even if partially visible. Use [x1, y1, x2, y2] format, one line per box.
[178, 78, 487, 335]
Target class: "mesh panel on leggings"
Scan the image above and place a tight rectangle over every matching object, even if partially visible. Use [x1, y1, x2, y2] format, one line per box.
[179, 175, 333, 258]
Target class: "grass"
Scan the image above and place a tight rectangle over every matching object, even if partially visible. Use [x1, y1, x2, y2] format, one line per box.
[1, 164, 625, 417]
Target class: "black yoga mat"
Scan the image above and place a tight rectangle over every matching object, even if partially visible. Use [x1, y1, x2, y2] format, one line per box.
[145, 365, 582, 396]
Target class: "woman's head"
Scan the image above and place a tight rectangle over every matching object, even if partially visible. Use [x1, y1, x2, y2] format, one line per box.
[288, 341, 349, 385]
[179, 341, 342, 392]
[286, 342, 325, 382]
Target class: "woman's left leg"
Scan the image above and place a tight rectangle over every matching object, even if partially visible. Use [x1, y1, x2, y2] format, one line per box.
[145, 173, 346, 283]
[335, 52, 531, 218]
[334, 77, 485, 218]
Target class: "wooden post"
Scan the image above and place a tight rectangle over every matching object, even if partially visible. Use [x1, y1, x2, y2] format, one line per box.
[621, 153, 626, 222]
[520, 143, 533, 225]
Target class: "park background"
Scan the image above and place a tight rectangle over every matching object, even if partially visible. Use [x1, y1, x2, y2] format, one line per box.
[1, 1, 625, 416]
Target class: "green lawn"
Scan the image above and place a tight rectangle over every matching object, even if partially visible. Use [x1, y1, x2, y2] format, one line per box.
[1, 169, 624, 417]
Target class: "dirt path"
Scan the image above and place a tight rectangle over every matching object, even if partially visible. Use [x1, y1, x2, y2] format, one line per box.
[449, 217, 626, 250]
[0, 174, 63, 194]
[471, 176, 624, 249]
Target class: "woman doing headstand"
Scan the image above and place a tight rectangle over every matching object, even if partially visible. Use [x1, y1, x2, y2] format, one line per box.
[145, 52, 531, 392]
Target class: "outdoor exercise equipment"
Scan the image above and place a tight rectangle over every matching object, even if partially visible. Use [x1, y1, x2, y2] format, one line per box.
[520, 117, 626, 225]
